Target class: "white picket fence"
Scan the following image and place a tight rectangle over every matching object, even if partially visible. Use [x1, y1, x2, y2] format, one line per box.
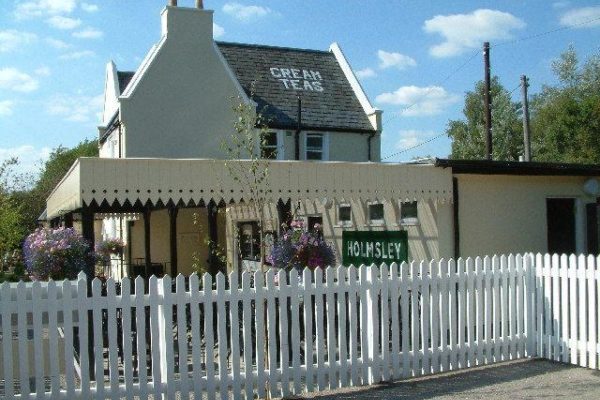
[0, 253, 598, 399]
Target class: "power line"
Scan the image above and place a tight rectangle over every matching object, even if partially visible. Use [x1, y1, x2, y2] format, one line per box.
[381, 132, 447, 161]
[380, 14, 600, 161]
[493, 16, 600, 48]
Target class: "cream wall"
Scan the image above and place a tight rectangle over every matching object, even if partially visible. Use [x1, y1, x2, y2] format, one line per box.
[457, 174, 599, 258]
[271, 130, 380, 162]
[225, 197, 453, 271]
[120, 7, 248, 159]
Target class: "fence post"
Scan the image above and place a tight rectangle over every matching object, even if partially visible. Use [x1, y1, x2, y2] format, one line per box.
[525, 253, 536, 358]
[365, 264, 379, 384]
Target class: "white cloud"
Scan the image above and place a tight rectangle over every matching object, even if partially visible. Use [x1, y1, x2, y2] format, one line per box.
[15, 0, 78, 19]
[0, 145, 51, 176]
[0, 68, 39, 92]
[377, 50, 417, 70]
[560, 6, 600, 28]
[46, 93, 103, 123]
[35, 66, 51, 76]
[72, 27, 103, 39]
[59, 50, 95, 60]
[213, 23, 225, 38]
[46, 15, 82, 29]
[45, 37, 70, 49]
[355, 68, 376, 79]
[424, 9, 525, 58]
[0, 30, 37, 53]
[375, 85, 459, 117]
[0, 100, 15, 117]
[223, 2, 272, 21]
[395, 130, 437, 150]
[81, 3, 98, 12]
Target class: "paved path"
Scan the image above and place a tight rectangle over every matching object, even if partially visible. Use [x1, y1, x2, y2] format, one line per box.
[300, 359, 600, 400]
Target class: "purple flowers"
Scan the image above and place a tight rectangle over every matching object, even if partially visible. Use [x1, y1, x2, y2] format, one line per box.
[23, 228, 93, 280]
[268, 221, 336, 271]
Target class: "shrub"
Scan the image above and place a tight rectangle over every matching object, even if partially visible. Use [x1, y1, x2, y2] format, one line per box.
[23, 227, 93, 280]
[268, 220, 336, 271]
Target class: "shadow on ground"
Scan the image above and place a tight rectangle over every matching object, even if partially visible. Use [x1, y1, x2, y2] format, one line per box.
[300, 359, 600, 400]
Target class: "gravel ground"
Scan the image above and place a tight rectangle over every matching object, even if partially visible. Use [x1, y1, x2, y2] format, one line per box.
[298, 359, 600, 400]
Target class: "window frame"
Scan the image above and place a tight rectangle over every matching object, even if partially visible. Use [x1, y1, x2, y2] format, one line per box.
[337, 203, 353, 226]
[399, 200, 419, 226]
[303, 132, 329, 161]
[367, 202, 385, 225]
[260, 130, 285, 160]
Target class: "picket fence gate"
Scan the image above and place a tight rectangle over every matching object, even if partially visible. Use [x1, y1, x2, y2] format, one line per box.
[0, 253, 599, 399]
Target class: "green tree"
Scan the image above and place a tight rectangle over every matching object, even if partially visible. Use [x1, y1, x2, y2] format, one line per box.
[531, 46, 600, 163]
[447, 76, 523, 161]
[0, 158, 26, 257]
[17, 139, 98, 231]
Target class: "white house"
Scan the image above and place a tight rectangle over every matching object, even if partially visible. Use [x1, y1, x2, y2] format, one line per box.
[45, 1, 600, 281]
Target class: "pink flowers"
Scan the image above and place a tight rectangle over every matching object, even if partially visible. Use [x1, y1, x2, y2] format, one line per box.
[23, 228, 93, 280]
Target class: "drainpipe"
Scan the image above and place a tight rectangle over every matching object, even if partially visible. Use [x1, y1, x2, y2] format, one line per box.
[367, 132, 376, 161]
[295, 95, 302, 160]
[117, 121, 122, 158]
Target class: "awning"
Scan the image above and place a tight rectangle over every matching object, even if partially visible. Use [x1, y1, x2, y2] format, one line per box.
[46, 158, 453, 218]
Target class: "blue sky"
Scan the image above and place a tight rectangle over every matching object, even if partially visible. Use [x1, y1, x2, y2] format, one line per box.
[1, 0, 599, 173]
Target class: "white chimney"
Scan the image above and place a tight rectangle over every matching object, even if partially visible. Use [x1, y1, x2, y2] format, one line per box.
[162, 1, 213, 40]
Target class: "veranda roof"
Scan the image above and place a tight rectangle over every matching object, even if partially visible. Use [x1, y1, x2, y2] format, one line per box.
[46, 158, 453, 218]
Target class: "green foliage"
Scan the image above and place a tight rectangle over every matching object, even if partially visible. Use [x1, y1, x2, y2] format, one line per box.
[447, 76, 523, 161]
[531, 46, 600, 163]
[20, 139, 98, 232]
[0, 158, 27, 258]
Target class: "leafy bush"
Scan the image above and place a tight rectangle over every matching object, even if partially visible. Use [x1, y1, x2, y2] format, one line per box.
[23, 228, 94, 280]
[268, 220, 336, 271]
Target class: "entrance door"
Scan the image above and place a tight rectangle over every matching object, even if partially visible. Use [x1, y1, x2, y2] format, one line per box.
[546, 198, 576, 255]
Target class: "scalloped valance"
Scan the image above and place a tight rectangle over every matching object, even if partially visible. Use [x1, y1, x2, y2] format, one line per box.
[47, 158, 453, 218]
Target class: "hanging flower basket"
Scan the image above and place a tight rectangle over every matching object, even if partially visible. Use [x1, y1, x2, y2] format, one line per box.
[268, 220, 336, 271]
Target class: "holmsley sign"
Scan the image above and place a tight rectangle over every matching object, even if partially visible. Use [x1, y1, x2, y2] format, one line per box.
[342, 231, 408, 266]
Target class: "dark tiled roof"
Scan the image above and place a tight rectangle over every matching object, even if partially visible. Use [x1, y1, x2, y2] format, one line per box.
[117, 71, 135, 93]
[216, 42, 375, 132]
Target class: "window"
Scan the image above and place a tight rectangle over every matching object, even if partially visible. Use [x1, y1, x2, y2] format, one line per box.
[238, 222, 261, 261]
[261, 132, 278, 159]
[305, 133, 328, 160]
[400, 201, 419, 225]
[338, 204, 352, 225]
[307, 215, 323, 236]
[368, 203, 384, 224]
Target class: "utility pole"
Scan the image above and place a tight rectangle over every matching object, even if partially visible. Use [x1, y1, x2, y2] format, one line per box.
[483, 42, 493, 160]
[521, 75, 532, 161]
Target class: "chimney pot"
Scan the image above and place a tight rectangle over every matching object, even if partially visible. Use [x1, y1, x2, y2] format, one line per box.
[196, 0, 204, 9]
[169, 0, 177, 6]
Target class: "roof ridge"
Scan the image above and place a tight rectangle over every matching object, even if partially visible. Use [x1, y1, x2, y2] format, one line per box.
[216, 40, 331, 55]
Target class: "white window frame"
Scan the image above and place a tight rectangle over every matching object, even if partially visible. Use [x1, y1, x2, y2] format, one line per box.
[337, 203, 353, 227]
[399, 200, 419, 226]
[367, 201, 385, 226]
[260, 130, 285, 160]
[303, 132, 329, 161]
